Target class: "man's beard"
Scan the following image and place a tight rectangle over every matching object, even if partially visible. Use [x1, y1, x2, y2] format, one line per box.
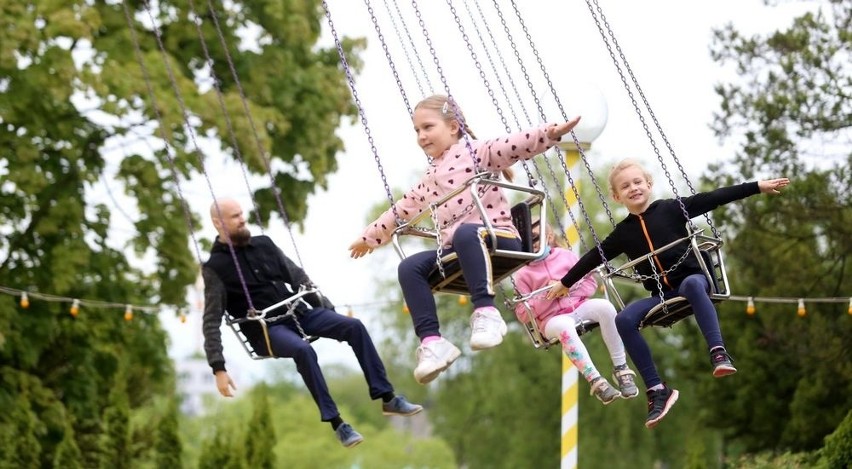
[228, 227, 252, 246]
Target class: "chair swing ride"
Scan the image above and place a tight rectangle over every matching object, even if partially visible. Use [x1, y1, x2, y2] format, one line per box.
[128, 0, 732, 359]
[324, 0, 733, 349]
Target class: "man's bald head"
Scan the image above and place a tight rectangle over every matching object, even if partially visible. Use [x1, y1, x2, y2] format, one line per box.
[210, 198, 251, 245]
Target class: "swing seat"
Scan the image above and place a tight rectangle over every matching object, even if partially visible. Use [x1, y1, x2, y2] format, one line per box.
[604, 228, 730, 329]
[510, 293, 601, 350]
[639, 244, 726, 328]
[225, 286, 321, 360]
[524, 314, 600, 350]
[391, 174, 548, 296]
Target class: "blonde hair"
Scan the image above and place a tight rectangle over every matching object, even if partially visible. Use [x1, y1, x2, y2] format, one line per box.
[533, 223, 568, 248]
[545, 224, 568, 248]
[415, 94, 515, 182]
[608, 158, 653, 197]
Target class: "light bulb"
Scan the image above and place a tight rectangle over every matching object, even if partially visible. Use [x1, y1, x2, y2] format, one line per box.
[70, 299, 80, 317]
[20, 292, 29, 309]
[796, 299, 806, 317]
[746, 297, 755, 315]
[124, 305, 133, 321]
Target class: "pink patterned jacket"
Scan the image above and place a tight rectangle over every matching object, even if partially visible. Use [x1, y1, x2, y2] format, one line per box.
[512, 247, 598, 331]
[360, 124, 560, 248]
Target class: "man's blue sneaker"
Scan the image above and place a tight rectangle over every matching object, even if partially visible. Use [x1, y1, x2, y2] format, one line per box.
[382, 395, 424, 416]
[335, 423, 364, 448]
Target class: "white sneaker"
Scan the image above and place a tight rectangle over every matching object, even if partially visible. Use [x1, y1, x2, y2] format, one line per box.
[469, 307, 508, 351]
[413, 338, 462, 385]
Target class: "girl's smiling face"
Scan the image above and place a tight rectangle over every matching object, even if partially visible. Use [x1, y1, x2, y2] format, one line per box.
[611, 165, 653, 214]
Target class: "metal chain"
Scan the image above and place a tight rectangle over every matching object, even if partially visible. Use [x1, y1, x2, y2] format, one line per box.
[408, 0, 497, 273]
[632, 247, 694, 283]
[458, 0, 539, 191]
[449, 0, 575, 283]
[430, 207, 446, 278]
[364, 0, 414, 116]
[648, 259, 669, 316]
[582, 0, 691, 229]
[585, 0, 720, 236]
[472, 0, 533, 125]
[380, 0, 426, 98]
[461, 0, 522, 133]
[133, 0, 258, 310]
[467, 0, 581, 250]
[321, 1, 403, 226]
[591, 0, 717, 237]
[493, 0, 613, 272]
[120, 0, 207, 279]
[444, 0, 509, 133]
[390, 0, 435, 93]
[206, 0, 308, 266]
[504, 0, 617, 230]
[186, 0, 264, 235]
[409, 1, 480, 174]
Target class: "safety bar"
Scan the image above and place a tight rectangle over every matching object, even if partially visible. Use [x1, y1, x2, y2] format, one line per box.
[390, 173, 547, 260]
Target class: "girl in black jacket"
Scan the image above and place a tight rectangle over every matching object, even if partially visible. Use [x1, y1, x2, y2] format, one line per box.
[548, 159, 789, 429]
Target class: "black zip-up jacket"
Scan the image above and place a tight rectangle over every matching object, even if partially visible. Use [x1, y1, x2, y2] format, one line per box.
[560, 182, 760, 293]
[202, 235, 334, 373]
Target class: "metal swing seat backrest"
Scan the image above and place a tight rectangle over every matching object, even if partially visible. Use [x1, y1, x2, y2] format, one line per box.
[225, 285, 320, 360]
[391, 173, 548, 296]
[603, 226, 731, 329]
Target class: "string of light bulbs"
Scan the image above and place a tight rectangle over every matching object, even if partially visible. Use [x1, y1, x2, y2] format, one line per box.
[2, 284, 850, 320]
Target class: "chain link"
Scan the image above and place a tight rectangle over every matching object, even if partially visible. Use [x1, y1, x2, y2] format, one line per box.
[379, 0, 426, 98]
[494, 0, 615, 272]
[388, 0, 435, 93]
[467, 0, 581, 250]
[430, 207, 446, 278]
[205, 0, 308, 266]
[364, 0, 414, 116]
[585, 0, 719, 237]
[321, 1, 403, 226]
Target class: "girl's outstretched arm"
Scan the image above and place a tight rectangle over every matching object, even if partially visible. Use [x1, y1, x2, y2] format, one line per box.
[545, 116, 582, 141]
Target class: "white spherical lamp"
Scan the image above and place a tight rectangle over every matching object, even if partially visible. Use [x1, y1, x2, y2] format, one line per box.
[560, 81, 608, 144]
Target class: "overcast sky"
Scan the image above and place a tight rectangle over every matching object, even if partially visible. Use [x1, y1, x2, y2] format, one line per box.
[154, 0, 819, 384]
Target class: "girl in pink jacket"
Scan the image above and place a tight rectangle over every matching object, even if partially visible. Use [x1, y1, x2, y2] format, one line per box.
[350, 94, 581, 385]
[513, 226, 639, 404]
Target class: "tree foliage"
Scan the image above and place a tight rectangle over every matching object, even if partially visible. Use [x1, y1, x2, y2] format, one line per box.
[703, 0, 851, 454]
[0, 0, 362, 466]
[244, 384, 276, 469]
[155, 401, 182, 468]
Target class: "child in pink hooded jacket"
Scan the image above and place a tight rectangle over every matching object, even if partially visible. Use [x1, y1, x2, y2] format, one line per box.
[350, 94, 581, 385]
[513, 225, 639, 404]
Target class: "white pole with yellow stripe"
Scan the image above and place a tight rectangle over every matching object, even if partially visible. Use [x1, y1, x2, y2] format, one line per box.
[558, 142, 588, 469]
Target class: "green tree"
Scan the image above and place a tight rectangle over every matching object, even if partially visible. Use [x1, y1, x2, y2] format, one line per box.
[155, 401, 182, 468]
[52, 424, 84, 469]
[0, 0, 363, 466]
[100, 377, 131, 469]
[244, 384, 276, 469]
[705, 0, 851, 455]
[197, 426, 245, 469]
[821, 409, 852, 469]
